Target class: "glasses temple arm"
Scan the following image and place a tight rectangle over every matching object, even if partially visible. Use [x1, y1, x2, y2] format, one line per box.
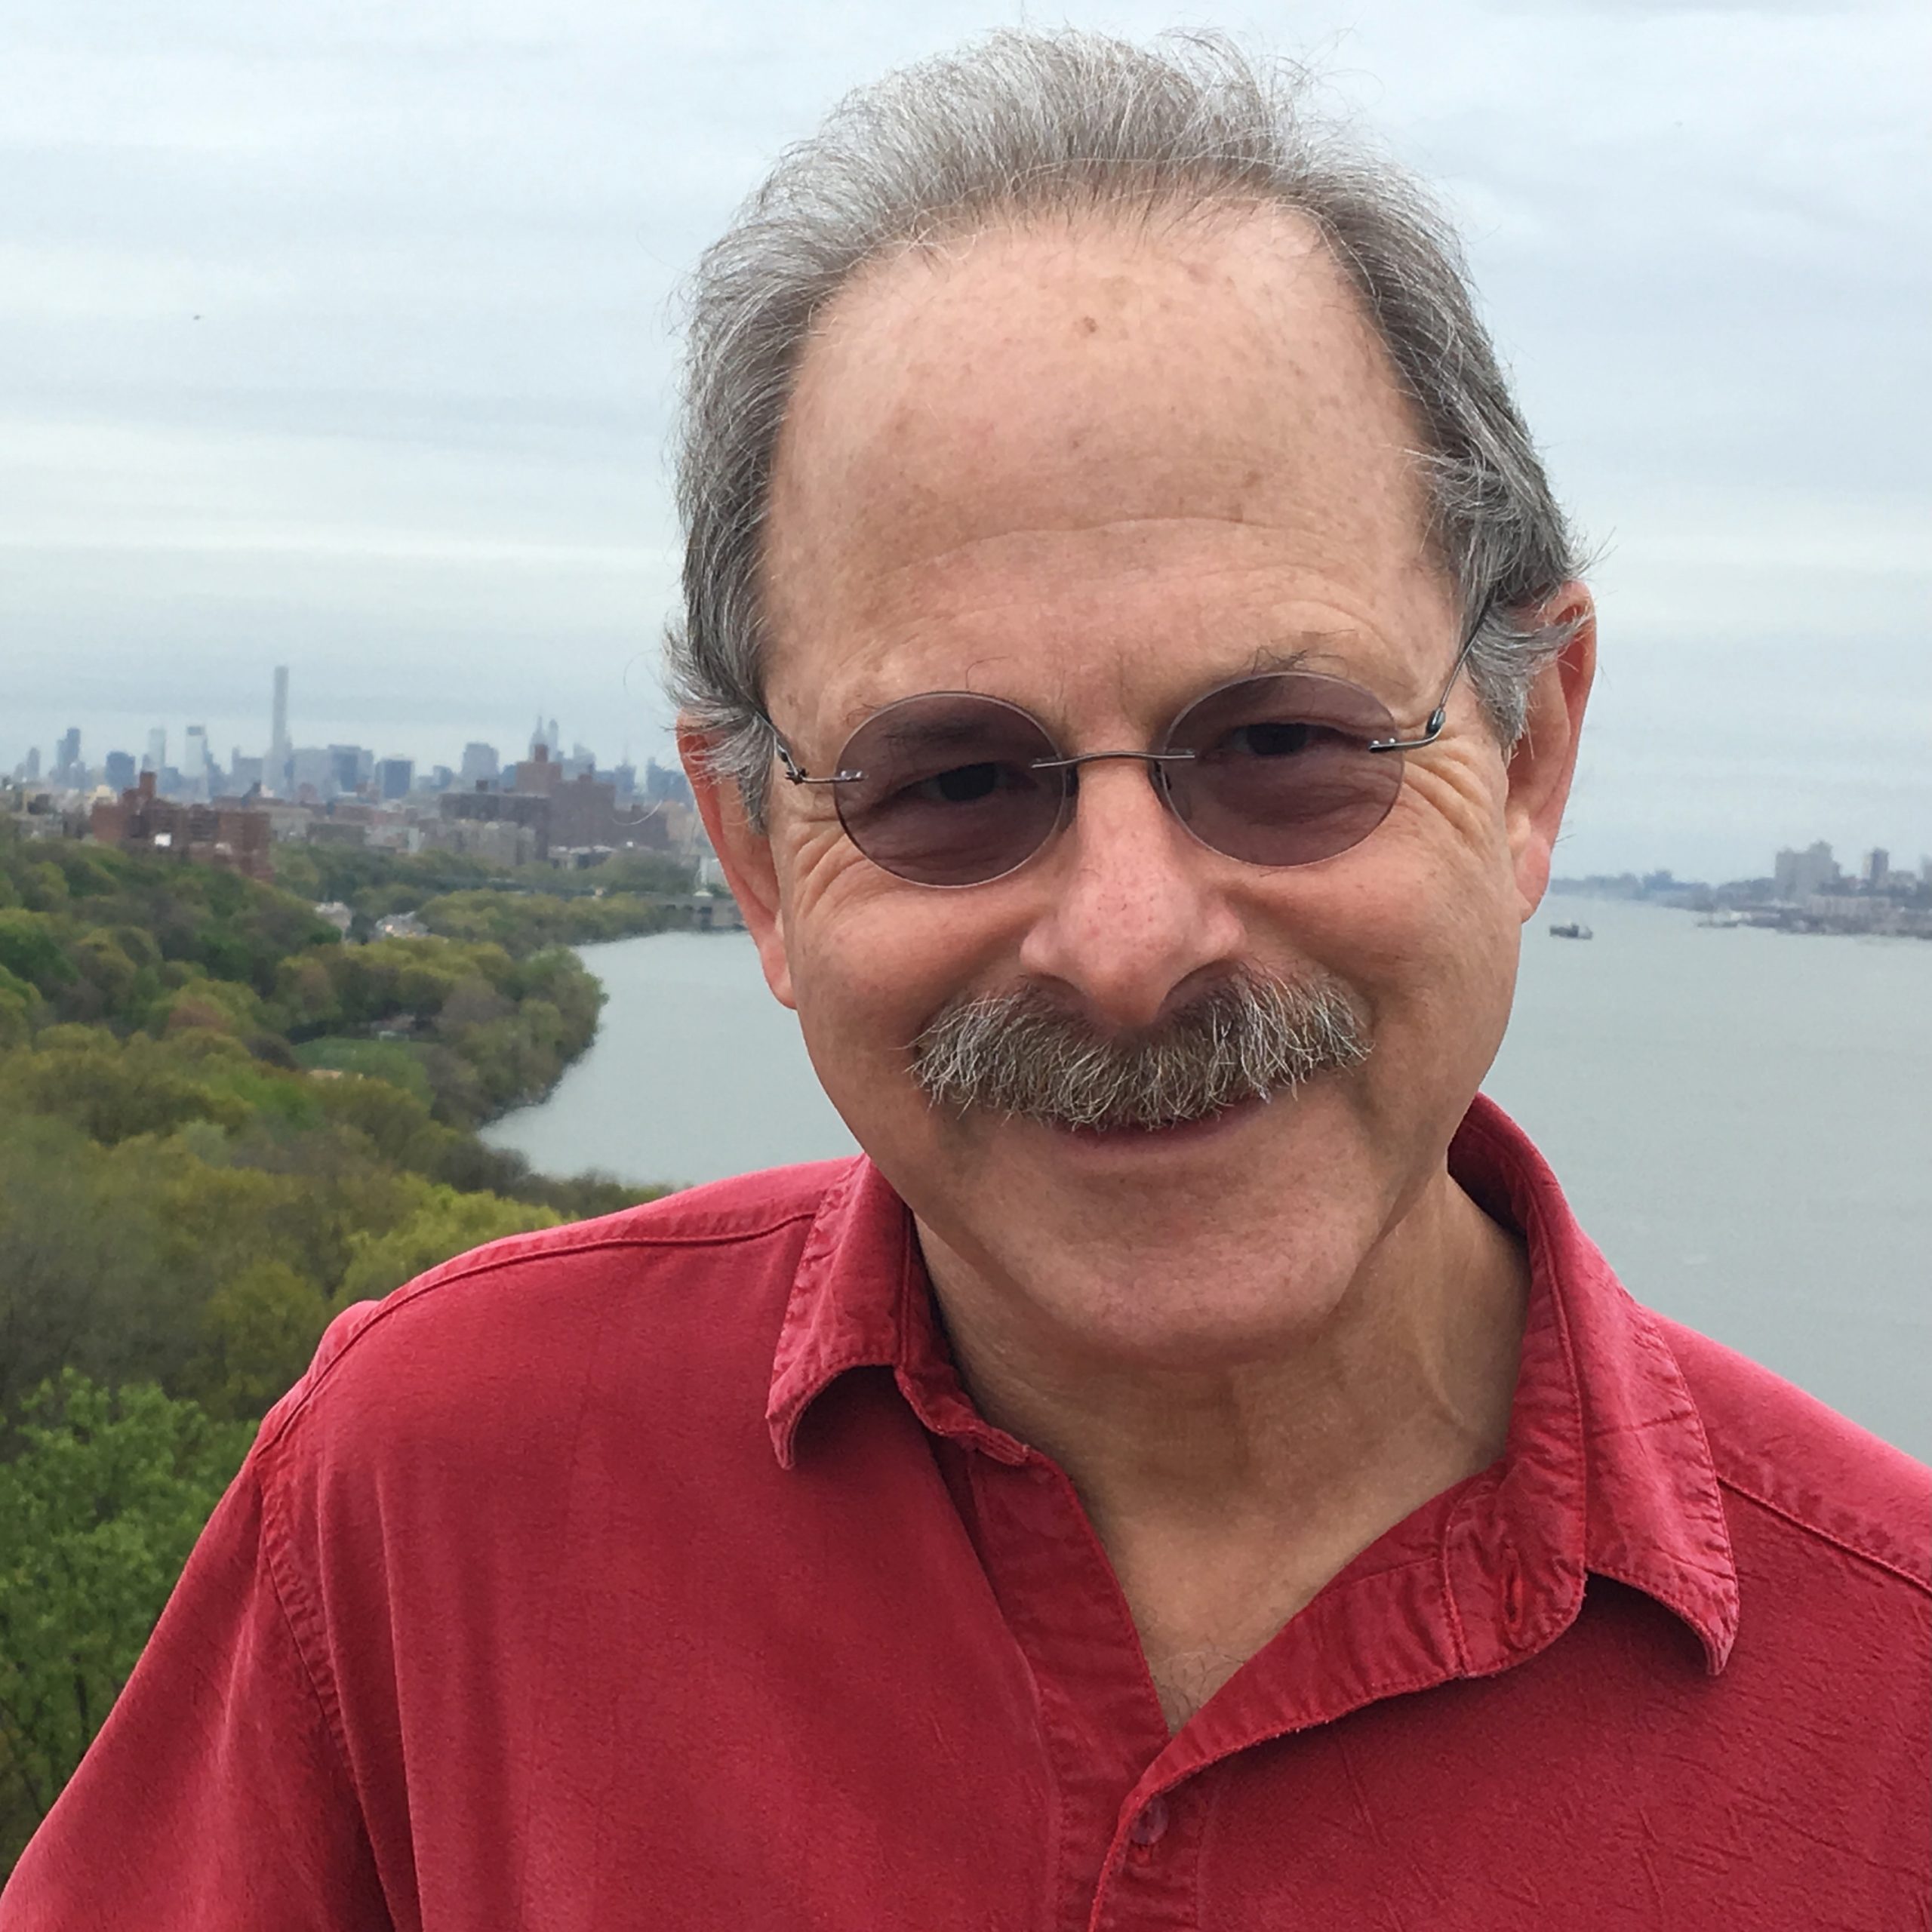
[1369, 606, 1492, 753]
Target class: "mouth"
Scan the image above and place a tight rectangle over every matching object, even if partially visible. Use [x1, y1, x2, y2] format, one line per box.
[1043, 1092, 1270, 1149]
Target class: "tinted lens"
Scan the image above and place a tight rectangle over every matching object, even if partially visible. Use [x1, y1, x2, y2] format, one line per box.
[1163, 672, 1403, 866]
[831, 694, 1066, 885]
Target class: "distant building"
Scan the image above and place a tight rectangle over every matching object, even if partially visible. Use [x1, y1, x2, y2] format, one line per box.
[183, 725, 212, 800]
[429, 764, 456, 792]
[268, 666, 291, 797]
[23, 747, 42, 782]
[289, 746, 335, 801]
[377, 757, 414, 801]
[257, 801, 316, 842]
[644, 758, 694, 805]
[328, 745, 373, 796]
[103, 750, 136, 793]
[549, 771, 663, 852]
[143, 728, 166, 775]
[229, 755, 264, 793]
[90, 772, 273, 881]
[512, 743, 561, 797]
[437, 787, 550, 860]
[1773, 841, 1838, 903]
[1862, 848, 1890, 888]
[459, 742, 500, 788]
[424, 813, 544, 866]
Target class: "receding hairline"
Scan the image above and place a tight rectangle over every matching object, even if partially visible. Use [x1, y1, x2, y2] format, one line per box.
[757, 195, 1436, 635]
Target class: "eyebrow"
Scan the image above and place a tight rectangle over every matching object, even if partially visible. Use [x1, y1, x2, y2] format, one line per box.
[1244, 642, 1323, 677]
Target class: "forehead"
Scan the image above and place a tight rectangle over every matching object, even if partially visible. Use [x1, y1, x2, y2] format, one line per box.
[760, 206, 1444, 715]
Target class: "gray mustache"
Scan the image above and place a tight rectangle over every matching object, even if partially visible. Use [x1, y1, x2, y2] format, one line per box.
[909, 974, 1369, 1132]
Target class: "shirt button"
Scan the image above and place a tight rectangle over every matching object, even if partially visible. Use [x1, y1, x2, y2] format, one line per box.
[1129, 1795, 1171, 1848]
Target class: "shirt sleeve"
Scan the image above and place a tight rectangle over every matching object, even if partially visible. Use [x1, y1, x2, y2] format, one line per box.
[0, 1451, 393, 1930]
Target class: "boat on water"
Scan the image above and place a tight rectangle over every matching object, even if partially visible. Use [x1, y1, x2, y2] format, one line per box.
[1548, 921, 1594, 940]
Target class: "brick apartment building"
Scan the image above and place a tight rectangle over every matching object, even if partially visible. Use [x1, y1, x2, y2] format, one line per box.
[90, 772, 274, 882]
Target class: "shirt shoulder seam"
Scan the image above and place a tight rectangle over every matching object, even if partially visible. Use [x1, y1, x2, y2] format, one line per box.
[1715, 1469, 1931, 1595]
[251, 1456, 365, 1798]
[257, 1206, 825, 1455]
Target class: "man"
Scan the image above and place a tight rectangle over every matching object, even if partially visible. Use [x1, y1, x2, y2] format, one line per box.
[5, 31, 1924, 1930]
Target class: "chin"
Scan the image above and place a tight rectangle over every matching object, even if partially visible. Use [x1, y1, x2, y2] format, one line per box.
[902, 1087, 1386, 1363]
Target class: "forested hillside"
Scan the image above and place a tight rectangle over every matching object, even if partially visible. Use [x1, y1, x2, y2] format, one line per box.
[0, 827, 685, 1871]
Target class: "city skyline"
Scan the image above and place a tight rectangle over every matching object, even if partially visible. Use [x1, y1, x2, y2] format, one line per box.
[10, 663, 1924, 891]
[5, 663, 671, 807]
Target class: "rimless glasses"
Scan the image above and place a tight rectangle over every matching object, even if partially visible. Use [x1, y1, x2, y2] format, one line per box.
[766, 621, 1484, 889]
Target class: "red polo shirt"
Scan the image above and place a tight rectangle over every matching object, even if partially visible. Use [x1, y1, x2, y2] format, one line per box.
[4, 1098, 1927, 1929]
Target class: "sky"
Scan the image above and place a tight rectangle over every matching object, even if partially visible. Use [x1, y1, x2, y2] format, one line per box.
[3, 0, 1927, 881]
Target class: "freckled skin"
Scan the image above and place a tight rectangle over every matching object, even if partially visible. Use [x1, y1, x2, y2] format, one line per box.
[690, 207, 1595, 1716]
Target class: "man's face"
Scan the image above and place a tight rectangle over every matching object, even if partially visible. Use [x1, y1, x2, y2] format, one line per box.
[697, 207, 1589, 1368]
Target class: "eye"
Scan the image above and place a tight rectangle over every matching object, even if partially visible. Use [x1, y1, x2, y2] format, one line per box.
[1234, 720, 1317, 758]
[919, 761, 1003, 804]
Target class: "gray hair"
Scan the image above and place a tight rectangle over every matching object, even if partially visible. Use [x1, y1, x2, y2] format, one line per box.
[667, 29, 1583, 824]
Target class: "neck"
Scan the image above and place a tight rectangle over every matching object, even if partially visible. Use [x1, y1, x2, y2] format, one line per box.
[916, 1166, 1528, 1727]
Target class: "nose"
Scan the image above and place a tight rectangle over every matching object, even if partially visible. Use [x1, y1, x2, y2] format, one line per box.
[1016, 756, 1247, 1031]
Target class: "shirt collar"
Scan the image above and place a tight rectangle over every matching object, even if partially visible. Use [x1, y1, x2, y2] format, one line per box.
[765, 1094, 1739, 1674]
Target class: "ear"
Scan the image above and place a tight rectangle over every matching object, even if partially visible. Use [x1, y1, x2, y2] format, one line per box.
[678, 718, 797, 1010]
[1503, 583, 1596, 922]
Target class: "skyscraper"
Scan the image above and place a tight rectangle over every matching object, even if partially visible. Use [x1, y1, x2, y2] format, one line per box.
[144, 727, 167, 774]
[56, 728, 82, 785]
[183, 724, 211, 801]
[269, 666, 291, 797]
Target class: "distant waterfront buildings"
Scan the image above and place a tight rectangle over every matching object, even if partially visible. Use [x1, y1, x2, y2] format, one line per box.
[1554, 839, 1931, 938]
[1774, 842, 1839, 902]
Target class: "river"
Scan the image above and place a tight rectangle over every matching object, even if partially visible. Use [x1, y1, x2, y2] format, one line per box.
[484, 901, 1931, 1460]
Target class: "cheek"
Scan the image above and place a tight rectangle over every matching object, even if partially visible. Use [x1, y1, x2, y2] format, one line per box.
[780, 870, 1023, 1097]
[1281, 771, 1520, 1051]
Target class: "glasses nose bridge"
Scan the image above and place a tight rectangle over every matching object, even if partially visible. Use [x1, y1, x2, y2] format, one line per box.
[1032, 746, 1198, 863]
[1033, 746, 1195, 779]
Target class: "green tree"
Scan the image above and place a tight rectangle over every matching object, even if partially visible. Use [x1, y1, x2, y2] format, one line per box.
[189, 1262, 332, 1421]
[0, 1374, 253, 1856]
[335, 1185, 559, 1307]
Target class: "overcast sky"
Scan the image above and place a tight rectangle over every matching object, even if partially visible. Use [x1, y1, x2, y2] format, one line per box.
[4, 0, 1926, 879]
